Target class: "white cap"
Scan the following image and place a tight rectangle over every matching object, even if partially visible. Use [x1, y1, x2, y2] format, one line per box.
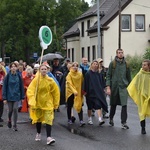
[34, 64, 40, 69]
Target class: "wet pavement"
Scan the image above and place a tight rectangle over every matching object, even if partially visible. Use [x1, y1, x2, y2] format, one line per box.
[0, 98, 150, 150]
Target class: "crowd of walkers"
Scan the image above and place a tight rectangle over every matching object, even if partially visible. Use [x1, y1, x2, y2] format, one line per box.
[0, 48, 150, 145]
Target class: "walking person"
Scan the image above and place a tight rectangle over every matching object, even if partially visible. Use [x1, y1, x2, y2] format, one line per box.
[0, 64, 7, 125]
[22, 66, 35, 113]
[106, 49, 131, 129]
[52, 58, 63, 112]
[127, 60, 150, 134]
[2, 62, 25, 131]
[59, 58, 71, 105]
[97, 58, 109, 119]
[66, 62, 85, 127]
[79, 57, 90, 77]
[83, 60, 108, 125]
[27, 64, 60, 145]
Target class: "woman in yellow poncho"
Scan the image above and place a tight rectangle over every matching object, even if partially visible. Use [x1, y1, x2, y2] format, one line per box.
[66, 62, 85, 127]
[27, 64, 60, 145]
[127, 60, 150, 134]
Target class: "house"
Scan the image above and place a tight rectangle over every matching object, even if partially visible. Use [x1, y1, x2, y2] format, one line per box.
[63, 0, 150, 67]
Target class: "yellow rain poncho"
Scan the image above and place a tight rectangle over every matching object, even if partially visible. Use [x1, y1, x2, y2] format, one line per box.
[127, 69, 150, 121]
[66, 69, 83, 113]
[27, 74, 60, 125]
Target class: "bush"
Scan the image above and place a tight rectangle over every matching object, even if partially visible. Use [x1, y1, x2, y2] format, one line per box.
[126, 54, 143, 78]
[143, 48, 150, 59]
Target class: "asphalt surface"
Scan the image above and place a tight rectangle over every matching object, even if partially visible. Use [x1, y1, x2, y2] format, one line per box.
[0, 98, 150, 150]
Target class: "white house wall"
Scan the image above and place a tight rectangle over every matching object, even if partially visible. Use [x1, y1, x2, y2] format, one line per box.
[67, 36, 80, 62]
[90, 32, 99, 60]
[104, 0, 150, 67]
[66, 0, 150, 67]
[78, 16, 98, 61]
[66, 16, 98, 63]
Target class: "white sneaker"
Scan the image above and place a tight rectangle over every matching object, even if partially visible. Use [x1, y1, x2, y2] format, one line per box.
[88, 119, 93, 125]
[35, 133, 41, 141]
[47, 137, 55, 145]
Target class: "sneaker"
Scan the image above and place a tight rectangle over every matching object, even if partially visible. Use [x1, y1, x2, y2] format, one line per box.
[71, 116, 76, 123]
[88, 119, 93, 125]
[68, 120, 73, 125]
[0, 118, 4, 122]
[99, 120, 105, 126]
[47, 137, 55, 145]
[13, 125, 18, 131]
[7, 121, 12, 128]
[121, 123, 129, 129]
[109, 119, 114, 126]
[80, 120, 85, 127]
[35, 133, 41, 141]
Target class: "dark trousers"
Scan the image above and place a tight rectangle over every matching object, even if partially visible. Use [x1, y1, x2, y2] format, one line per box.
[140, 120, 145, 128]
[0, 101, 4, 118]
[36, 122, 52, 137]
[109, 105, 127, 124]
[67, 94, 83, 121]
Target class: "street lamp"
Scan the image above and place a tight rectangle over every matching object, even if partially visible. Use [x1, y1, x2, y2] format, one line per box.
[118, 0, 122, 49]
[97, 0, 101, 58]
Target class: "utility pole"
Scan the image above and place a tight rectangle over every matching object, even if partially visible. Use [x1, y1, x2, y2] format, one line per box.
[118, 0, 121, 49]
[97, 0, 101, 58]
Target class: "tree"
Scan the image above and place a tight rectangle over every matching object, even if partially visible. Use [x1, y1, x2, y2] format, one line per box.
[0, 0, 89, 63]
[53, 0, 89, 55]
[143, 48, 150, 60]
[0, 0, 56, 63]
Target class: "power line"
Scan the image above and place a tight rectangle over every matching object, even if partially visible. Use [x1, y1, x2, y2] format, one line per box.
[131, 3, 150, 9]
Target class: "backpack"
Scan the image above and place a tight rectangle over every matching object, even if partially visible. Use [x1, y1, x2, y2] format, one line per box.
[112, 59, 129, 70]
[111, 59, 129, 77]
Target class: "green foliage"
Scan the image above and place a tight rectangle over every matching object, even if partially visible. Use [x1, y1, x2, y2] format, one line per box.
[0, 0, 89, 64]
[126, 54, 143, 78]
[55, 0, 88, 32]
[143, 47, 150, 60]
[0, 0, 56, 63]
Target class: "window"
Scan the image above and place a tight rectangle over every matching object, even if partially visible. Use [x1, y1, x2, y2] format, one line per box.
[72, 48, 74, 62]
[87, 20, 90, 36]
[135, 15, 145, 31]
[121, 15, 131, 31]
[82, 47, 84, 58]
[92, 45, 96, 60]
[68, 49, 70, 58]
[87, 47, 90, 62]
[81, 22, 84, 37]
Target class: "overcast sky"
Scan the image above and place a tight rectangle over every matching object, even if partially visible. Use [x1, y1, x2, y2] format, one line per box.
[85, 0, 92, 6]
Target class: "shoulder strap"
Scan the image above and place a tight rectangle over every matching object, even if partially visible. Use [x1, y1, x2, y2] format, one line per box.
[112, 60, 116, 69]
[113, 59, 129, 69]
[125, 61, 129, 69]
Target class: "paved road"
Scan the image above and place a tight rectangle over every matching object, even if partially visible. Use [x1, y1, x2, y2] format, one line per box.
[0, 98, 150, 150]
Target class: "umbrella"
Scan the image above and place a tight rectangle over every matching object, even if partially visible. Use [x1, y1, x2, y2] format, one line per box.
[37, 53, 63, 62]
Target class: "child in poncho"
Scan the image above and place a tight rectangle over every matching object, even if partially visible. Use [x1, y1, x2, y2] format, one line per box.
[66, 62, 85, 127]
[27, 64, 60, 145]
[127, 60, 150, 134]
